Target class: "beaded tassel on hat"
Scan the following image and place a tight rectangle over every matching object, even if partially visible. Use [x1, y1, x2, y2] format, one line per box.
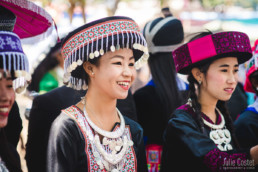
[0, 31, 30, 93]
[61, 16, 149, 90]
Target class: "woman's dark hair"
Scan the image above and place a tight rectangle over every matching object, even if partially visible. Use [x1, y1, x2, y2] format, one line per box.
[249, 70, 258, 95]
[0, 55, 20, 80]
[0, 129, 22, 171]
[28, 41, 63, 92]
[79, 56, 100, 86]
[148, 52, 183, 120]
[187, 31, 240, 148]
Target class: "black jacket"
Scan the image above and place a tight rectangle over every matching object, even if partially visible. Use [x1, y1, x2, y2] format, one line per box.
[26, 86, 137, 172]
[47, 111, 147, 172]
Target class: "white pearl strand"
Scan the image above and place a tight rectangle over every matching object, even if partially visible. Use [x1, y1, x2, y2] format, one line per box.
[83, 102, 134, 171]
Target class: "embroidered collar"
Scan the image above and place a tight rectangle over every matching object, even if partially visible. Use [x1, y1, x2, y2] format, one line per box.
[178, 104, 222, 125]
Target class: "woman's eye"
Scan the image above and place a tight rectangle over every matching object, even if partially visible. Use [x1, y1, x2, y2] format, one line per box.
[129, 63, 134, 66]
[221, 69, 227, 72]
[7, 84, 13, 88]
[113, 62, 122, 65]
[234, 69, 239, 73]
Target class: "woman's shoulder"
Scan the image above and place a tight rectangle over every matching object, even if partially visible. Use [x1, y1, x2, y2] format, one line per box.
[235, 108, 258, 126]
[168, 104, 198, 127]
[49, 109, 86, 148]
[173, 104, 196, 118]
[51, 106, 83, 135]
[51, 110, 77, 132]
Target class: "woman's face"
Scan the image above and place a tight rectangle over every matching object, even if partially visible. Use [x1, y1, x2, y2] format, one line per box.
[88, 48, 136, 99]
[0, 70, 15, 128]
[200, 57, 239, 102]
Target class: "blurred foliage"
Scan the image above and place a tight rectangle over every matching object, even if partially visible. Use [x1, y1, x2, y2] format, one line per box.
[235, 0, 258, 9]
[200, 0, 258, 10]
[160, 0, 169, 7]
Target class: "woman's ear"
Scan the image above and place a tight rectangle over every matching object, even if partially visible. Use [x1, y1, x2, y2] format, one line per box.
[191, 67, 203, 84]
[83, 61, 95, 77]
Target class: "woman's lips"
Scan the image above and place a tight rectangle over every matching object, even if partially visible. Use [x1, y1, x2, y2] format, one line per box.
[224, 88, 234, 94]
[117, 81, 130, 90]
[0, 107, 9, 117]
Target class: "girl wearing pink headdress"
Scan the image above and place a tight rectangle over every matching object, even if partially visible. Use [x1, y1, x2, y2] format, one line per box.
[161, 31, 258, 171]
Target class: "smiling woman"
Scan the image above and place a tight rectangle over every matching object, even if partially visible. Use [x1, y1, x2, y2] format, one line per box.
[0, 72, 15, 128]
[161, 31, 258, 171]
[47, 16, 149, 172]
[0, 31, 30, 172]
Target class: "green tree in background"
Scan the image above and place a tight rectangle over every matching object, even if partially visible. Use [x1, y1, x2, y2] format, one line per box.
[200, 0, 258, 10]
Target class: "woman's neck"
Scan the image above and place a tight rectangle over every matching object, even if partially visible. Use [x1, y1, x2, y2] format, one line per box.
[81, 87, 120, 132]
[86, 87, 117, 115]
[198, 96, 218, 123]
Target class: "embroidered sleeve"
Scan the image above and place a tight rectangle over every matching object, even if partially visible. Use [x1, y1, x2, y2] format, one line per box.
[203, 148, 248, 171]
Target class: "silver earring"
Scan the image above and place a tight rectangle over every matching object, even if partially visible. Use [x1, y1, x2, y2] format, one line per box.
[91, 72, 94, 76]
[256, 87, 258, 91]
[198, 80, 202, 85]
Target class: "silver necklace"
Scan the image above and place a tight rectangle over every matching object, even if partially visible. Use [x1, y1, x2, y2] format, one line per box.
[202, 108, 225, 129]
[202, 108, 233, 151]
[83, 105, 125, 139]
[82, 100, 134, 171]
[187, 99, 233, 151]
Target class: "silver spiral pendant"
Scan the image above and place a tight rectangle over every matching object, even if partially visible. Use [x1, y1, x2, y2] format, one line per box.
[209, 128, 233, 151]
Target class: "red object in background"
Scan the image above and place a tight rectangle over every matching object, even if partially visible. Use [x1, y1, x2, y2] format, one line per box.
[146, 144, 163, 172]
[0, 0, 57, 43]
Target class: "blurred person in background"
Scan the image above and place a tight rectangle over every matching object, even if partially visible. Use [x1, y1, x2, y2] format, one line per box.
[0, 7, 31, 171]
[0, 5, 23, 151]
[133, 8, 188, 172]
[28, 40, 64, 94]
[234, 44, 258, 156]
[161, 31, 258, 171]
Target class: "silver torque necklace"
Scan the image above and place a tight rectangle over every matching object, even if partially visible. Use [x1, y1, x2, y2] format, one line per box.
[187, 99, 233, 151]
[82, 100, 133, 171]
[202, 108, 233, 151]
[83, 104, 125, 139]
[202, 108, 225, 129]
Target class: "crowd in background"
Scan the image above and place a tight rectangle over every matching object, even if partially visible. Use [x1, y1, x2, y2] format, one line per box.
[1, 0, 258, 172]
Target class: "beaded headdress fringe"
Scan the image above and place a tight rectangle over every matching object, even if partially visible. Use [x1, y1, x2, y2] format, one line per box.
[0, 31, 30, 93]
[63, 27, 149, 90]
[0, 52, 30, 92]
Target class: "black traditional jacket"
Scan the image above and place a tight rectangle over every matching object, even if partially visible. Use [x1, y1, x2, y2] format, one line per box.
[161, 104, 252, 172]
[47, 106, 147, 172]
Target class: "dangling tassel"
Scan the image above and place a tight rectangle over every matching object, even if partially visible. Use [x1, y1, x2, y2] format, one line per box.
[121, 31, 125, 49]
[86, 41, 89, 61]
[110, 32, 115, 52]
[94, 38, 100, 57]
[116, 31, 120, 50]
[100, 34, 104, 55]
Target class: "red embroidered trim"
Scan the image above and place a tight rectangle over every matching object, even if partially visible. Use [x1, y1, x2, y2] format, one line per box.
[62, 19, 140, 59]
